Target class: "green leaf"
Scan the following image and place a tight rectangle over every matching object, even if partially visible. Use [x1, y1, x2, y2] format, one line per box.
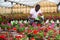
[55, 34, 60, 40]
[14, 38, 17, 40]
[29, 26, 34, 30]
[15, 24, 20, 29]
[39, 31, 44, 38]
[19, 27, 25, 32]
[0, 17, 3, 22]
[47, 30, 54, 36]
[35, 18, 40, 20]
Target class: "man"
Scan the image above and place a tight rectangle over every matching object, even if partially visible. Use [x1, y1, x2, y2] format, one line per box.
[29, 4, 43, 24]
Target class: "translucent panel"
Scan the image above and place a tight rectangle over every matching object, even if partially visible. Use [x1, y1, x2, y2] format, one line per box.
[8, 0, 60, 6]
[0, 1, 16, 7]
[0, 0, 60, 7]
[8, 0, 41, 6]
[0, 0, 4, 2]
[48, 0, 60, 4]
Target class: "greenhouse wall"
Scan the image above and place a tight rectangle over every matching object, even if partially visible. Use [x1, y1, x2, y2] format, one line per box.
[0, 1, 57, 14]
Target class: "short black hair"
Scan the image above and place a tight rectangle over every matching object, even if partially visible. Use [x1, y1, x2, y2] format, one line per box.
[35, 4, 40, 12]
[35, 4, 40, 9]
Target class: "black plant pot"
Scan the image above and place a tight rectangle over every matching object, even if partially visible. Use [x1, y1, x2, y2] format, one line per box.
[27, 34, 34, 40]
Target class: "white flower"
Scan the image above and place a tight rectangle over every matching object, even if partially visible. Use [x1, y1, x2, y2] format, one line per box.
[41, 15, 44, 19]
[15, 20, 18, 24]
[45, 19, 49, 24]
[50, 20, 54, 23]
[11, 20, 18, 25]
[25, 27, 28, 30]
[19, 20, 23, 23]
[24, 20, 27, 23]
[11, 20, 14, 25]
[56, 20, 60, 23]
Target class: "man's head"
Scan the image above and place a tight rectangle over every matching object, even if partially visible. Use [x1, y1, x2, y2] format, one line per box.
[35, 4, 40, 12]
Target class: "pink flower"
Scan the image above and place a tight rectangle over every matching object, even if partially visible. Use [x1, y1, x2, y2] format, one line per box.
[32, 22, 37, 27]
[47, 26, 52, 31]
[20, 23, 24, 27]
[7, 23, 11, 26]
[50, 23, 55, 28]
[1, 22, 5, 25]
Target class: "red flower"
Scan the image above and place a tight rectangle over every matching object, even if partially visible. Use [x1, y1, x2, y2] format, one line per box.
[59, 30, 60, 34]
[28, 30, 32, 33]
[37, 24, 41, 27]
[31, 37, 35, 40]
[54, 16, 58, 19]
[15, 36, 21, 40]
[0, 35, 6, 39]
[49, 16, 52, 20]
[33, 30, 38, 34]
[59, 16, 60, 19]
[47, 27, 51, 31]
[15, 35, 22, 39]
[13, 27, 17, 31]
[40, 27, 45, 31]
[44, 32, 47, 37]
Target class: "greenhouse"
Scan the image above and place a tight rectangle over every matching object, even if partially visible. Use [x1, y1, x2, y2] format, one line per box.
[0, 0, 60, 40]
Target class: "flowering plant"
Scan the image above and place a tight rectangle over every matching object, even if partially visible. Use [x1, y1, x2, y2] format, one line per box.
[0, 35, 6, 40]
[55, 34, 60, 40]
[39, 31, 44, 38]
[0, 23, 11, 31]
[0, 16, 3, 23]
[11, 20, 18, 26]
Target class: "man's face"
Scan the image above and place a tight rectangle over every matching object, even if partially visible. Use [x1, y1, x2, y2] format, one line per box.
[35, 5, 40, 12]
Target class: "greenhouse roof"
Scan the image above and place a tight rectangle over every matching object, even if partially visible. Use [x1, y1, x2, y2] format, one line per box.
[0, 0, 16, 7]
[0, 0, 60, 7]
[48, 0, 60, 4]
[8, 0, 41, 6]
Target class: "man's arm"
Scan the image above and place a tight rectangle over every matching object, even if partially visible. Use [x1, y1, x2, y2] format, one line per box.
[38, 13, 43, 16]
[38, 11, 44, 20]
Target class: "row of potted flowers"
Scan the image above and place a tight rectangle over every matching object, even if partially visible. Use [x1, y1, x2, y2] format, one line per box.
[45, 16, 60, 21]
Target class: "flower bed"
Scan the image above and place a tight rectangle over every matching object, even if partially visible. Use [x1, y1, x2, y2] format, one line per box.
[0, 20, 60, 40]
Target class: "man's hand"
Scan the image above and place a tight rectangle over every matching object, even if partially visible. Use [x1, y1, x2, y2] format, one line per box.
[38, 13, 43, 16]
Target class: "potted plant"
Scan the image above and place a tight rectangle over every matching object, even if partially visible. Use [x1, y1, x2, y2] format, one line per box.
[0, 24, 6, 31]
[0, 16, 3, 23]
[38, 31, 44, 40]
[17, 27, 25, 34]
[0, 35, 6, 40]
[55, 34, 60, 40]
[11, 20, 18, 26]
[47, 30, 54, 40]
